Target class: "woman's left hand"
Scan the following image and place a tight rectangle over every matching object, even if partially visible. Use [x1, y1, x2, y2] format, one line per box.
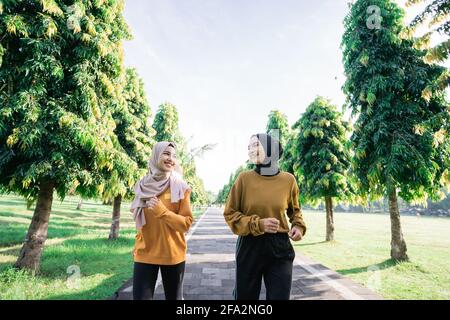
[146, 196, 160, 209]
[288, 226, 303, 241]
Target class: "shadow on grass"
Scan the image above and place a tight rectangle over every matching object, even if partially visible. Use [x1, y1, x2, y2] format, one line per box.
[0, 207, 112, 221]
[0, 209, 123, 248]
[0, 210, 33, 219]
[336, 259, 400, 275]
[0, 221, 97, 248]
[48, 219, 113, 232]
[1, 235, 136, 300]
[0, 197, 113, 215]
[0, 198, 31, 208]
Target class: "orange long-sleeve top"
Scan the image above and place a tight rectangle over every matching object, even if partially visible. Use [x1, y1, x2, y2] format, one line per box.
[133, 187, 194, 265]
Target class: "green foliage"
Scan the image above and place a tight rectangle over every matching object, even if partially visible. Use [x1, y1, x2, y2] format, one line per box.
[215, 163, 251, 204]
[291, 96, 354, 205]
[405, 0, 450, 63]
[152, 102, 181, 144]
[102, 68, 155, 201]
[280, 132, 296, 175]
[0, 0, 136, 200]
[117, 68, 154, 170]
[342, 0, 450, 205]
[265, 109, 290, 146]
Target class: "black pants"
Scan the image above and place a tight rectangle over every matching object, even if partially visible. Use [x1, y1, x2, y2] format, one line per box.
[234, 232, 295, 300]
[133, 261, 185, 300]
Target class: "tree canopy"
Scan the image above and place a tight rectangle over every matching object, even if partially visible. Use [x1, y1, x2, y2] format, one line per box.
[291, 96, 354, 206]
[0, 0, 135, 201]
[342, 0, 449, 205]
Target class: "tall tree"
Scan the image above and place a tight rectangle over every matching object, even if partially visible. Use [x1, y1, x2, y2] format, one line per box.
[106, 68, 154, 239]
[0, 0, 133, 273]
[342, 0, 449, 260]
[266, 109, 290, 146]
[152, 102, 182, 144]
[292, 97, 354, 241]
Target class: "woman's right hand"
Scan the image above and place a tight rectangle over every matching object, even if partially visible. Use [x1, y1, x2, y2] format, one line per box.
[261, 218, 280, 233]
[146, 196, 160, 209]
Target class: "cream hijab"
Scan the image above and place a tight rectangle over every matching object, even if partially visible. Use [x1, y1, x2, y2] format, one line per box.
[130, 141, 190, 229]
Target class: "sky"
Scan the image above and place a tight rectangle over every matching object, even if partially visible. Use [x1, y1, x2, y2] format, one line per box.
[122, 0, 447, 194]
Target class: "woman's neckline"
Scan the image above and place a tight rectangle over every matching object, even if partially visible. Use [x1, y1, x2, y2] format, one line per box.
[250, 169, 282, 179]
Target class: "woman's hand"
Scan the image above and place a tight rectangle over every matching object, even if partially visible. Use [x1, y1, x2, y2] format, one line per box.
[288, 226, 303, 241]
[146, 196, 160, 209]
[260, 218, 280, 233]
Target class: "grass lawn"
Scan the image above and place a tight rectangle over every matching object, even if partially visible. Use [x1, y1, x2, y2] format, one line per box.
[1, 195, 448, 300]
[0, 194, 205, 300]
[295, 210, 450, 300]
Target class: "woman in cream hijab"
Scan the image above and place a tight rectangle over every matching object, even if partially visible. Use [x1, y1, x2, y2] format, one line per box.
[130, 141, 193, 300]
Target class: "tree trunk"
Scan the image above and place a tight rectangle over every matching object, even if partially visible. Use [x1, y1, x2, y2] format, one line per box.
[108, 195, 121, 240]
[388, 189, 408, 261]
[14, 181, 54, 274]
[325, 196, 334, 241]
[76, 199, 83, 210]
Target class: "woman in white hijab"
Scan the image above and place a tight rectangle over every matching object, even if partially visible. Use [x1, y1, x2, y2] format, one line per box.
[130, 141, 193, 300]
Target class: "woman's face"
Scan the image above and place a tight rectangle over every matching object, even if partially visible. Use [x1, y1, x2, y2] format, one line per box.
[248, 136, 266, 165]
[158, 146, 177, 172]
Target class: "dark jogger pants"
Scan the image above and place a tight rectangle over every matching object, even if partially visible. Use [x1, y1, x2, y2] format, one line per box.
[133, 261, 185, 300]
[234, 232, 295, 300]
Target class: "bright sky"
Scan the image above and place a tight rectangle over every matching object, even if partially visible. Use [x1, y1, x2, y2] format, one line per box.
[122, 0, 448, 194]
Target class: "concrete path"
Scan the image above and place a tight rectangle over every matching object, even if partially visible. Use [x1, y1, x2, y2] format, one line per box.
[111, 207, 382, 300]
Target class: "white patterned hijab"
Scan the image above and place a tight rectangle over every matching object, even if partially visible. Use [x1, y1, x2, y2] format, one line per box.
[130, 141, 190, 229]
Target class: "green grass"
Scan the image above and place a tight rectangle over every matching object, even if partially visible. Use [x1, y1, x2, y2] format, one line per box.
[1, 195, 448, 300]
[295, 210, 450, 300]
[0, 194, 205, 300]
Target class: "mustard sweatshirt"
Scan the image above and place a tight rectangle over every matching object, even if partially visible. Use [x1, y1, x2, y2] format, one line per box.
[223, 170, 307, 237]
[133, 187, 193, 265]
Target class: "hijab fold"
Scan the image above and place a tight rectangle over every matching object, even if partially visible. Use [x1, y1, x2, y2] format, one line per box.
[130, 141, 190, 229]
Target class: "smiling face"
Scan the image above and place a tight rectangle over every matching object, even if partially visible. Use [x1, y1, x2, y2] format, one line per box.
[248, 135, 266, 165]
[158, 145, 177, 172]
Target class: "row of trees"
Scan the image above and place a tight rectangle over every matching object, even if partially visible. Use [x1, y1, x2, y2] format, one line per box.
[0, 0, 210, 273]
[217, 0, 449, 261]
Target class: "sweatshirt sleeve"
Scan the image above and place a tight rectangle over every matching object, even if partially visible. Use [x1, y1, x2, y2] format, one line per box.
[223, 173, 265, 236]
[287, 178, 307, 236]
[151, 189, 194, 233]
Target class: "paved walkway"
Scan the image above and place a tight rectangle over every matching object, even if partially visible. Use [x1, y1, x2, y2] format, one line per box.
[111, 207, 382, 300]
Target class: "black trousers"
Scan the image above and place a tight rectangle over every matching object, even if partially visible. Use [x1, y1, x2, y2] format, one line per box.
[234, 232, 295, 300]
[133, 261, 185, 300]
